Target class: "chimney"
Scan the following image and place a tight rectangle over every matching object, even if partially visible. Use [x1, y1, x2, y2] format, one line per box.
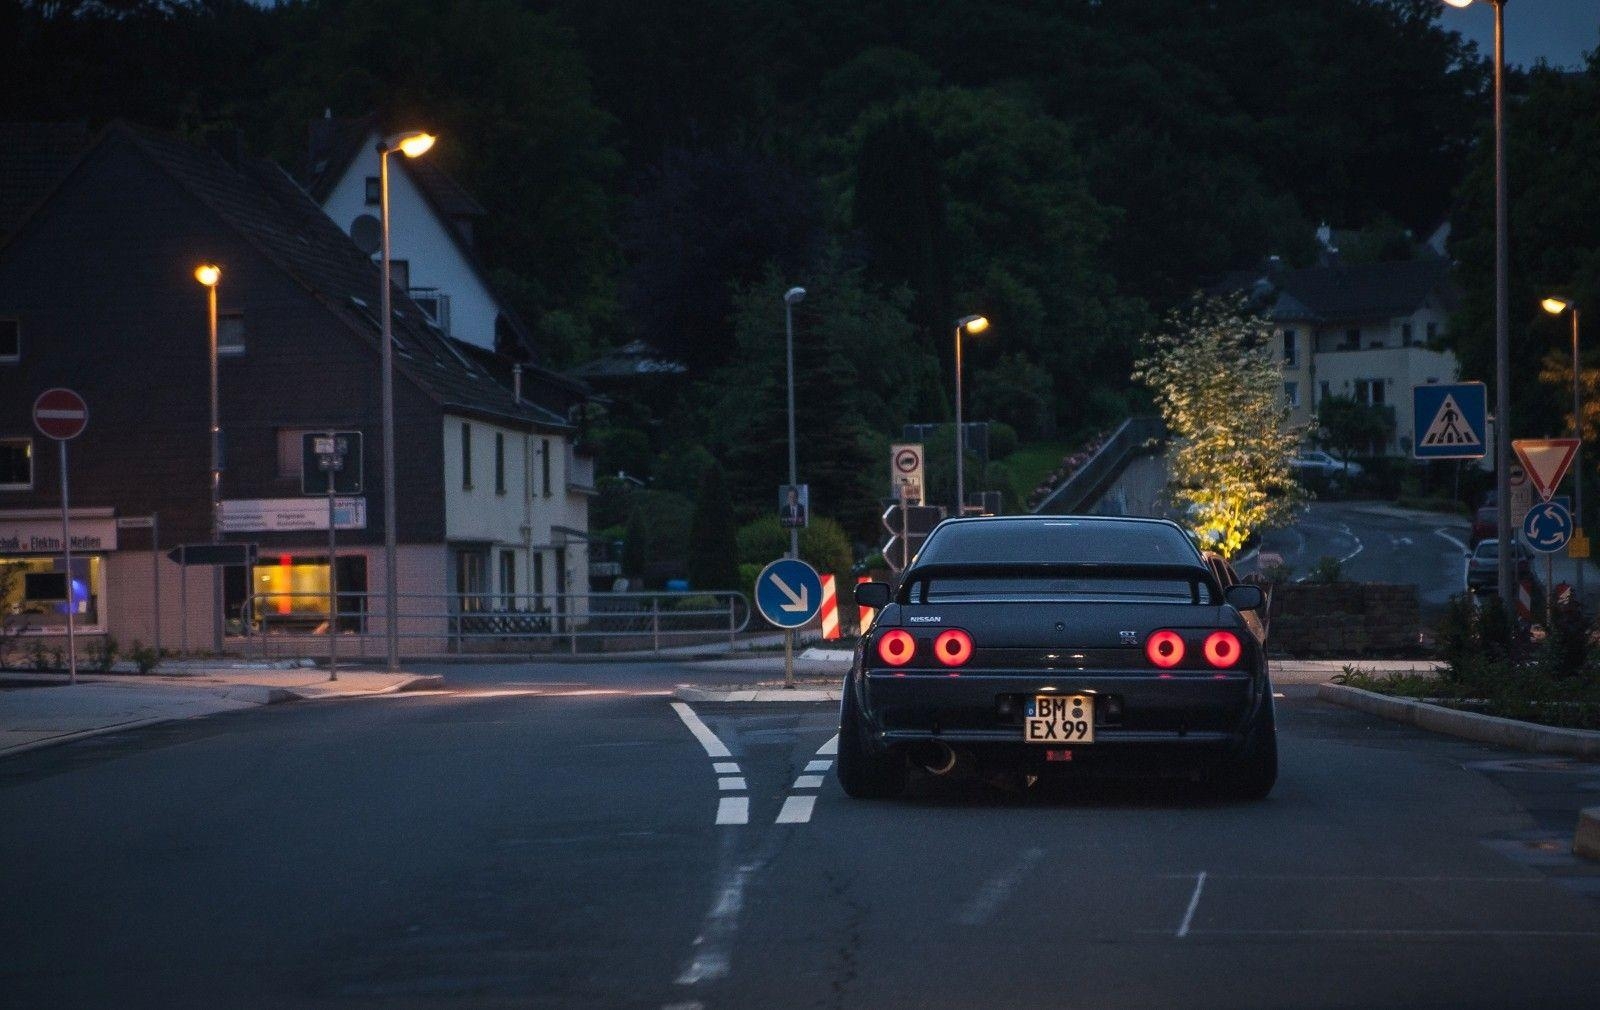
[512, 363, 523, 404]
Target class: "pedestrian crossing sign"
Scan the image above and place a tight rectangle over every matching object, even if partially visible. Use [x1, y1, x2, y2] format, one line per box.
[1413, 382, 1487, 460]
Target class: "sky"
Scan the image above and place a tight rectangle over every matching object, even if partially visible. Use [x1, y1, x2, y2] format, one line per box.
[1438, 0, 1598, 69]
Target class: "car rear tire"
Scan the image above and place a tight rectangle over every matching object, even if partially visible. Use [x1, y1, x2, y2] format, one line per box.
[836, 684, 907, 799]
[1215, 696, 1277, 801]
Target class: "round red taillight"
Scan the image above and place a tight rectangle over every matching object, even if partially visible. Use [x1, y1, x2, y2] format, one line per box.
[1203, 630, 1241, 668]
[933, 629, 973, 666]
[1145, 629, 1185, 669]
[877, 629, 915, 667]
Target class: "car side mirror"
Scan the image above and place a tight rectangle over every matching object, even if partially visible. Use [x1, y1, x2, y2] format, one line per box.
[1224, 584, 1265, 612]
[854, 581, 892, 610]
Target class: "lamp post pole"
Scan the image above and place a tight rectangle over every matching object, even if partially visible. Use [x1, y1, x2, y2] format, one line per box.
[783, 287, 805, 561]
[1572, 307, 1584, 596]
[193, 265, 224, 655]
[1491, 0, 1513, 605]
[379, 144, 399, 673]
[955, 322, 966, 516]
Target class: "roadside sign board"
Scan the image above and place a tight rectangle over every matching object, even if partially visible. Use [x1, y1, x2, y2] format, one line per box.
[302, 431, 363, 495]
[1512, 439, 1579, 501]
[890, 443, 925, 504]
[754, 557, 823, 629]
[1413, 383, 1486, 459]
[881, 503, 944, 572]
[777, 484, 809, 529]
[167, 543, 258, 566]
[1521, 497, 1573, 554]
[1569, 530, 1590, 560]
[1508, 463, 1532, 529]
[33, 388, 88, 441]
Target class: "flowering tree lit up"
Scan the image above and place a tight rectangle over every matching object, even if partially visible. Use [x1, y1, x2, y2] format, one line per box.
[1134, 296, 1310, 558]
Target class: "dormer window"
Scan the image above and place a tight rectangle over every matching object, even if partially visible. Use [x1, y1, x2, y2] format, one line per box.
[364, 176, 380, 205]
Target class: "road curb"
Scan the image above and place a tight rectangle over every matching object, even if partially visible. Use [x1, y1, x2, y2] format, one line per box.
[1316, 683, 1600, 757]
[1576, 807, 1600, 862]
[672, 685, 840, 703]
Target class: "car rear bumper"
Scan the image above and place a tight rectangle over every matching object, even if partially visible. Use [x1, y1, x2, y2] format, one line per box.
[859, 669, 1265, 746]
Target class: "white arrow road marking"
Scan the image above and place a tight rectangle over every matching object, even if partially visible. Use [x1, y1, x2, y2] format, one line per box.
[768, 572, 811, 612]
[671, 702, 732, 758]
[817, 733, 839, 755]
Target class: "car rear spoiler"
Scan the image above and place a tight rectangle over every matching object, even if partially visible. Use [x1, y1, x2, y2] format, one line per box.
[902, 562, 1223, 604]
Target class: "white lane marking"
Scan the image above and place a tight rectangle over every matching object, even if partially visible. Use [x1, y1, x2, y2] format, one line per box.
[712, 761, 740, 774]
[792, 774, 824, 789]
[805, 759, 833, 773]
[717, 776, 747, 791]
[818, 733, 839, 755]
[1434, 527, 1469, 553]
[775, 795, 816, 824]
[1162, 874, 1545, 882]
[1292, 522, 1364, 582]
[675, 861, 757, 984]
[715, 797, 748, 826]
[1272, 692, 1286, 698]
[671, 702, 732, 758]
[1176, 871, 1207, 938]
[1173, 929, 1600, 939]
[662, 1002, 704, 1010]
[956, 847, 1045, 925]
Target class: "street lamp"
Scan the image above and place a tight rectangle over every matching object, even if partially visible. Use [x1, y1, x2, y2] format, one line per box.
[953, 314, 990, 516]
[1544, 295, 1583, 595]
[194, 263, 223, 653]
[783, 286, 806, 560]
[1443, 0, 1513, 601]
[376, 130, 436, 673]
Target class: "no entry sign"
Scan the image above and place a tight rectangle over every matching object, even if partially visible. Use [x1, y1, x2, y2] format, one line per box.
[33, 388, 88, 441]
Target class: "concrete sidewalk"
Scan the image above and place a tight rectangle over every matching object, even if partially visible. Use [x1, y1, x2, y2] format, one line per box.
[0, 668, 442, 758]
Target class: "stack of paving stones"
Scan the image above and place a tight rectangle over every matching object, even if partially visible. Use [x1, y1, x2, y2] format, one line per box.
[1267, 583, 1420, 655]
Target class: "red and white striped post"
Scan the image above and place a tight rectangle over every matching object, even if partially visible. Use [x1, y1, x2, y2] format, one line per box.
[856, 575, 877, 634]
[819, 574, 840, 640]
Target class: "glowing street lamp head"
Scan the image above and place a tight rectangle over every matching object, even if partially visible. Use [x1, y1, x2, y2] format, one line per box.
[1442, 0, 1475, 8]
[386, 132, 436, 159]
[957, 314, 989, 335]
[1543, 297, 1574, 316]
[193, 264, 221, 287]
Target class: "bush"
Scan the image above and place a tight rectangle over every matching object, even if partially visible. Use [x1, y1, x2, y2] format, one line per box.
[983, 460, 1020, 513]
[87, 636, 118, 674]
[987, 421, 1018, 461]
[127, 639, 160, 675]
[688, 462, 740, 590]
[800, 517, 854, 579]
[736, 515, 787, 567]
[738, 562, 763, 593]
[1306, 556, 1343, 584]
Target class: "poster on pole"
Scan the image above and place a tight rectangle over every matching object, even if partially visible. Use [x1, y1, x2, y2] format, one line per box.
[778, 484, 809, 529]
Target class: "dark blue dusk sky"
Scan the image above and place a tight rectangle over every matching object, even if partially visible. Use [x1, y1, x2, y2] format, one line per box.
[1439, 0, 1597, 69]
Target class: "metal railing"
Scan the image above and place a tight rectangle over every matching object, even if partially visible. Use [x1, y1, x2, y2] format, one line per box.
[239, 589, 751, 659]
[1031, 416, 1165, 515]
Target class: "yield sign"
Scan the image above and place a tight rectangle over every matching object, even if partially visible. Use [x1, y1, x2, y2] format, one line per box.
[1512, 438, 1579, 502]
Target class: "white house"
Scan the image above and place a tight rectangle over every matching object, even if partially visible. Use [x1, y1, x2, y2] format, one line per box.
[304, 114, 598, 605]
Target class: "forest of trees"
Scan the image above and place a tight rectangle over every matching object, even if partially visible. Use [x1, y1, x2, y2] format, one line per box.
[10, 0, 1592, 568]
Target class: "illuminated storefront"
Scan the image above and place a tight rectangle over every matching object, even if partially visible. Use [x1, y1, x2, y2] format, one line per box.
[247, 553, 367, 633]
[0, 514, 114, 636]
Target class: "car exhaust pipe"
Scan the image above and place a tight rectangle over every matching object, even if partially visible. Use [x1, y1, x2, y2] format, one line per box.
[913, 741, 958, 776]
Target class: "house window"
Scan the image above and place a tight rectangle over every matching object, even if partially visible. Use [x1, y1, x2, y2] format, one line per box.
[1282, 329, 1298, 367]
[1401, 322, 1414, 345]
[1426, 321, 1438, 341]
[1344, 328, 1360, 349]
[533, 553, 545, 595]
[389, 259, 410, 291]
[494, 432, 506, 494]
[461, 422, 472, 490]
[499, 549, 517, 607]
[1283, 382, 1300, 408]
[1319, 381, 1331, 403]
[364, 176, 380, 205]
[1354, 379, 1371, 404]
[218, 311, 246, 356]
[0, 319, 18, 362]
[0, 438, 32, 489]
[541, 438, 552, 497]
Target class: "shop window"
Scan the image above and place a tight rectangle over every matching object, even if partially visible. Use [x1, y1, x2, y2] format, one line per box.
[0, 556, 105, 633]
[248, 553, 367, 632]
[0, 438, 31, 490]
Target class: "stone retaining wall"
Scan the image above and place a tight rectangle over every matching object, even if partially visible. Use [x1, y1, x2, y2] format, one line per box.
[1267, 582, 1420, 655]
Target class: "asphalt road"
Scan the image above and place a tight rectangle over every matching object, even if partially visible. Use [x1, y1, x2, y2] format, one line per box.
[3, 662, 1600, 1009]
[1257, 502, 1471, 615]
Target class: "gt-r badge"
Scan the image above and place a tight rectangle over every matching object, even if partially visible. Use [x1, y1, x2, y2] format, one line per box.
[1119, 630, 1138, 644]
[907, 615, 943, 623]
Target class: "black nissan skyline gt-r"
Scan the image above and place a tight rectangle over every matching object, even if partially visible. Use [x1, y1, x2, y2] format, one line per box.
[841, 515, 1276, 799]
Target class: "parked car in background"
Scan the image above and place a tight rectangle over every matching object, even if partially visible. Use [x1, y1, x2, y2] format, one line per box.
[1290, 450, 1363, 478]
[1471, 506, 1498, 547]
[1465, 538, 1533, 595]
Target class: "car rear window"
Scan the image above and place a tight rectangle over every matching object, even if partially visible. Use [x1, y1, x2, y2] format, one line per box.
[917, 519, 1203, 567]
[920, 575, 1216, 605]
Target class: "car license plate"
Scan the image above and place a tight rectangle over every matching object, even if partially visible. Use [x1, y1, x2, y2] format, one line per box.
[1025, 694, 1093, 744]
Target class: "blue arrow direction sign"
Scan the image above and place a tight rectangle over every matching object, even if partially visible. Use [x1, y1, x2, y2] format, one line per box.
[754, 557, 823, 629]
[1413, 382, 1487, 459]
[1521, 498, 1573, 554]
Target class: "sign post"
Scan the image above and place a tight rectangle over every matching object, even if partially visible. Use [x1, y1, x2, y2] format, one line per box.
[890, 443, 925, 504]
[755, 557, 823, 689]
[304, 432, 360, 680]
[34, 389, 88, 683]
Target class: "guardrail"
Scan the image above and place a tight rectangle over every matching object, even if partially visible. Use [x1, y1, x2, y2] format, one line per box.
[239, 589, 751, 659]
[1030, 415, 1165, 516]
